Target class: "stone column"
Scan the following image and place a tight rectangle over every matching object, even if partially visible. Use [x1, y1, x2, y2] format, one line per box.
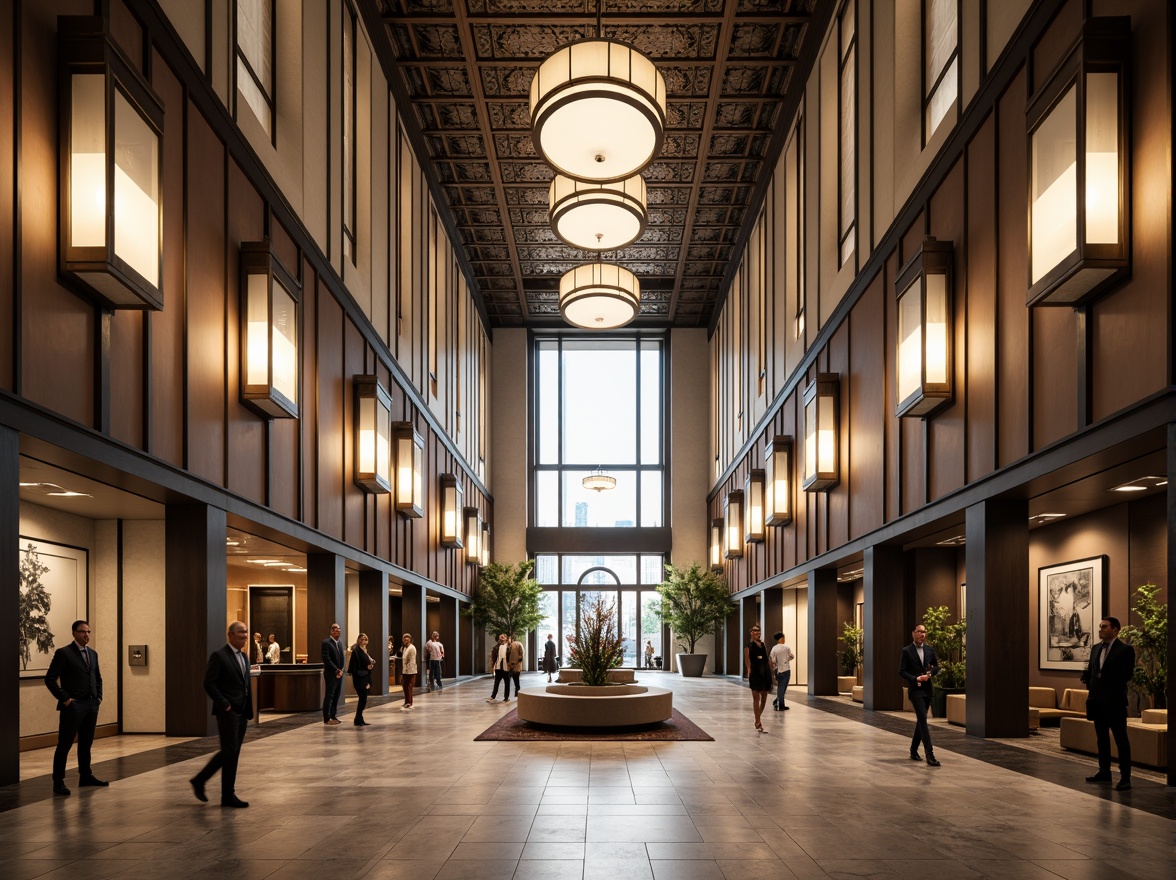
[863, 545, 904, 710]
[358, 569, 387, 694]
[807, 568, 838, 695]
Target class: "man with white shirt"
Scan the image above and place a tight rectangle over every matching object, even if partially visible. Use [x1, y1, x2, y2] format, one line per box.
[486, 633, 512, 702]
[190, 621, 253, 807]
[424, 631, 445, 691]
[899, 623, 940, 767]
[769, 632, 794, 711]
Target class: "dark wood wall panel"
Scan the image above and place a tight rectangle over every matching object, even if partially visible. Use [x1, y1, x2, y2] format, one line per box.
[883, 253, 899, 525]
[899, 416, 924, 515]
[996, 67, 1029, 468]
[109, 310, 144, 448]
[827, 322, 849, 551]
[316, 285, 344, 541]
[781, 395, 800, 571]
[927, 158, 966, 501]
[300, 261, 318, 528]
[1031, 307, 1077, 449]
[184, 103, 226, 485]
[343, 321, 366, 549]
[110, 0, 144, 72]
[965, 113, 997, 484]
[848, 276, 884, 540]
[374, 361, 392, 562]
[225, 160, 266, 505]
[0, 2, 14, 391]
[1030, 2, 1081, 95]
[1128, 493, 1167, 598]
[150, 52, 185, 468]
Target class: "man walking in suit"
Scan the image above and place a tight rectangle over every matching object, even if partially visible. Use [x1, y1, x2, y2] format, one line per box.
[44, 619, 106, 795]
[322, 623, 345, 725]
[507, 634, 525, 697]
[190, 621, 253, 808]
[1081, 616, 1136, 791]
[485, 633, 511, 702]
[900, 623, 941, 767]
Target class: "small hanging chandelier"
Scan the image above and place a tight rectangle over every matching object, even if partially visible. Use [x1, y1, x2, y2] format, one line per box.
[549, 173, 648, 251]
[530, 38, 666, 183]
[559, 262, 640, 329]
[582, 467, 616, 492]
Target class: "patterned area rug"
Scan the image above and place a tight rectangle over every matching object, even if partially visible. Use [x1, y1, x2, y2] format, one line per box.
[474, 708, 713, 742]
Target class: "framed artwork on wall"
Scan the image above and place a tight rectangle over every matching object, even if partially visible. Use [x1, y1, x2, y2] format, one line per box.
[1038, 555, 1106, 671]
[18, 538, 88, 678]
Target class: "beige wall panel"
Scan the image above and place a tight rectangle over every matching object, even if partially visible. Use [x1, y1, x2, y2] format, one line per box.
[326, 0, 342, 274]
[490, 329, 528, 564]
[342, 322, 366, 550]
[300, 261, 319, 529]
[962, 0, 981, 105]
[0, 1, 13, 391]
[892, 0, 929, 218]
[986, 0, 1032, 72]
[316, 286, 345, 541]
[883, 254, 900, 524]
[848, 276, 885, 540]
[157, 0, 205, 73]
[782, 586, 809, 687]
[856, 0, 872, 254]
[670, 329, 710, 568]
[872, 6, 896, 251]
[965, 113, 997, 484]
[302, 0, 329, 253]
[343, 31, 374, 315]
[817, 41, 838, 329]
[121, 519, 166, 733]
[370, 83, 390, 346]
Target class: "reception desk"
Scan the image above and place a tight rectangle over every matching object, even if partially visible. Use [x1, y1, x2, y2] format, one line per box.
[256, 664, 325, 713]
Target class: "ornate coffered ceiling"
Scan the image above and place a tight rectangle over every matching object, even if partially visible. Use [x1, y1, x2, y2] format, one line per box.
[364, 0, 830, 328]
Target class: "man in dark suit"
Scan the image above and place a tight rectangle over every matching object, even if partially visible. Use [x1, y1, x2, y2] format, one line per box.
[900, 622, 941, 767]
[322, 623, 345, 725]
[44, 619, 106, 795]
[1080, 616, 1136, 791]
[190, 621, 253, 808]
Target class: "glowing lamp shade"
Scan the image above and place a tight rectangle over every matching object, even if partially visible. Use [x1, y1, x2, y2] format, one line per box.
[354, 376, 391, 494]
[464, 508, 482, 564]
[550, 173, 648, 250]
[710, 518, 724, 572]
[802, 375, 839, 492]
[439, 475, 464, 548]
[530, 39, 666, 183]
[895, 238, 953, 418]
[481, 522, 490, 567]
[560, 262, 640, 329]
[240, 241, 300, 419]
[393, 422, 424, 518]
[723, 490, 744, 559]
[744, 469, 765, 544]
[1027, 18, 1130, 306]
[582, 467, 616, 492]
[59, 17, 164, 310]
[764, 436, 793, 526]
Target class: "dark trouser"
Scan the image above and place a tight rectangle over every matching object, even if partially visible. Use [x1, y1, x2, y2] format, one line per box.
[194, 709, 248, 801]
[353, 679, 368, 721]
[774, 670, 791, 708]
[428, 659, 443, 689]
[1094, 715, 1132, 777]
[53, 698, 100, 781]
[491, 668, 509, 698]
[323, 674, 342, 720]
[402, 673, 416, 706]
[510, 671, 521, 695]
[910, 690, 934, 756]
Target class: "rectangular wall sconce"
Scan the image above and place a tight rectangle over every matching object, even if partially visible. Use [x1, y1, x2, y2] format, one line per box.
[240, 241, 300, 419]
[439, 474, 464, 548]
[803, 374, 840, 492]
[58, 17, 164, 310]
[764, 436, 793, 526]
[464, 507, 482, 564]
[723, 490, 744, 559]
[354, 375, 391, 494]
[481, 521, 490, 567]
[896, 237, 953, 418]
[1027, 17, 1130, 307]
[393, 422, 424, 518]
[709, 518, 724, 571]
[744, 469, 765, 543]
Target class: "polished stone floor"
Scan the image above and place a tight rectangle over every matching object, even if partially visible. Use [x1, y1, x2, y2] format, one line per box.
[2, 674, 1173, 880]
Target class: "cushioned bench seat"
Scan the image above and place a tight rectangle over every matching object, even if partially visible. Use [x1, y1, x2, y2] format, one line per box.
[945, 693, 1038, 730]
[1060, 709, 1168, 769]
[1034, 686, 1087, 724]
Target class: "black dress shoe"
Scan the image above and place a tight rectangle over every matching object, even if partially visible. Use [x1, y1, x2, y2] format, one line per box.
[221, 797, 249, 808]
[926, 756, 941, 767]
[53, 782, 71, 796]
[190, 777, 208, 802]
[79, 776, 109, 787]
[1085, 772, 1112, 783]
[1115, 779, 1132, 791]
[910, 752, 922, 761]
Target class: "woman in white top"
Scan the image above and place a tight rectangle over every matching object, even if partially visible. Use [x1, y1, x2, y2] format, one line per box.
[769, 632, 795, 710]
[265, 634, 281, 664]
[400, 633, 418, 710]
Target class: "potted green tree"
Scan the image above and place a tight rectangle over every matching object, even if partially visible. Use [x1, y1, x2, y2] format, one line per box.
[463, 561, 544, 663]
[657, 562, 733, 677]
[922, 605, 966, 717]
[1120, 583, 1167, 710]
[838, 622, 864, 691]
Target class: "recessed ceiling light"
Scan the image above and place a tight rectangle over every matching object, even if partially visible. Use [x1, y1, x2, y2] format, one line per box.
[287, 567, 307, 573]
[1029, 512, 1066, 525]
[836, 568, 864, 583]
[1110, 475, 1167, 492]
[245, 559, 277, 565]
[45, 489, 93, 498]
[226, 539, 241, 546]
[263, 561, 291, 567]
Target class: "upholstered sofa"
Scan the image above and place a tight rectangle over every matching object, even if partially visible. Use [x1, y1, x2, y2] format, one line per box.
[945, 693, 1041, 730]
[1060, 709, 1168, 769]
[1032, 686, 1088, 724]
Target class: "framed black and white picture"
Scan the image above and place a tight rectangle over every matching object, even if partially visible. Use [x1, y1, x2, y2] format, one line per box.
[18, 538, 88, 677]
[1038, 555, 1105, 671]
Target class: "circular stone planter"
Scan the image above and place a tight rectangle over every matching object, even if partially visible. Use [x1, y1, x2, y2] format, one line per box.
[555, 668, 636, 684]
[516, 684, 673, 727]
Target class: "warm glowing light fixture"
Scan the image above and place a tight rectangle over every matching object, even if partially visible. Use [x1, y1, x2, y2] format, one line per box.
[560, 262, 640, 329]
[764, 436, 793, 526]
[530, 39, 666, 183]
[354, 375, 391, 494]
[58, 17, 164, 310]
[464, 507, 482, 564]
[803, 375, 840, 492]
[723, 490, 744, 559]
[481, 521, 490, 567]
[710, 518, 724, 572]
[744, 469, 765, 544]
[550, 173, 648, 250]
[582, 467, 617, 492]
[393, 422, 424, 518]
[240, 241, 299, 419]
[439, 475, 464, 548]
[1027, 17, 1130, 307]
[896, 237, 953, 418]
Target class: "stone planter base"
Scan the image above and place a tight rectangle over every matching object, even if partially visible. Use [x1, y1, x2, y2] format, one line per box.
[677, 653, 707, 677]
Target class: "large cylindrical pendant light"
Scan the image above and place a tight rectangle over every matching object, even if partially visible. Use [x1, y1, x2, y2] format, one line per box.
[550, 173, 647, 251]
[530, 39, 666, 183]
[559, 262, 640, 329]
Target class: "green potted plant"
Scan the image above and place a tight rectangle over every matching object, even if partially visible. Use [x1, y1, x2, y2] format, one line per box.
[657, 562, 733, 677]
[564, 593, 627, 686]
[1120, 582, 1167, 710]
[463, 560, 544, 666]
[838, 622, 864, 688]
[922, 605, 966, 717]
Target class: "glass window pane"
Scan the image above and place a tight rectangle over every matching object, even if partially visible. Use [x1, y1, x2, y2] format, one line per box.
[562, 341, 637, 464]
[897, 278, 922, 404]
[70, 74, 106, 249]
[535, 555, 559, 586]
[114, 90, 159, 285]
[535, 470, 559, 527]
[1031, 87, 1077, 284]
[561, 591, 578, 657]
[640, 555, 663, 586]
[538, 590, 558, 642]
[563, 469, 636, 527]
[640, 471, 663, 527]
[538, 341, 559, 463]
[272, 281, 298, 403]
[621, 592, 637, 666]
[640, 342, 661, 464]
[641, 592, 663, 663]
[925, 0, 956, 86]
[926, 57, 957, 138]
[840, 47, 855, 244]
[562, 556, 633, 585]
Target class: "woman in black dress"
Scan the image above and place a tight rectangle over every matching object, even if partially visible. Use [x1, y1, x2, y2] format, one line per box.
[348, 633, 374, 725]
[745, 625, 772, 733]
[542, 633, 558, 682]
